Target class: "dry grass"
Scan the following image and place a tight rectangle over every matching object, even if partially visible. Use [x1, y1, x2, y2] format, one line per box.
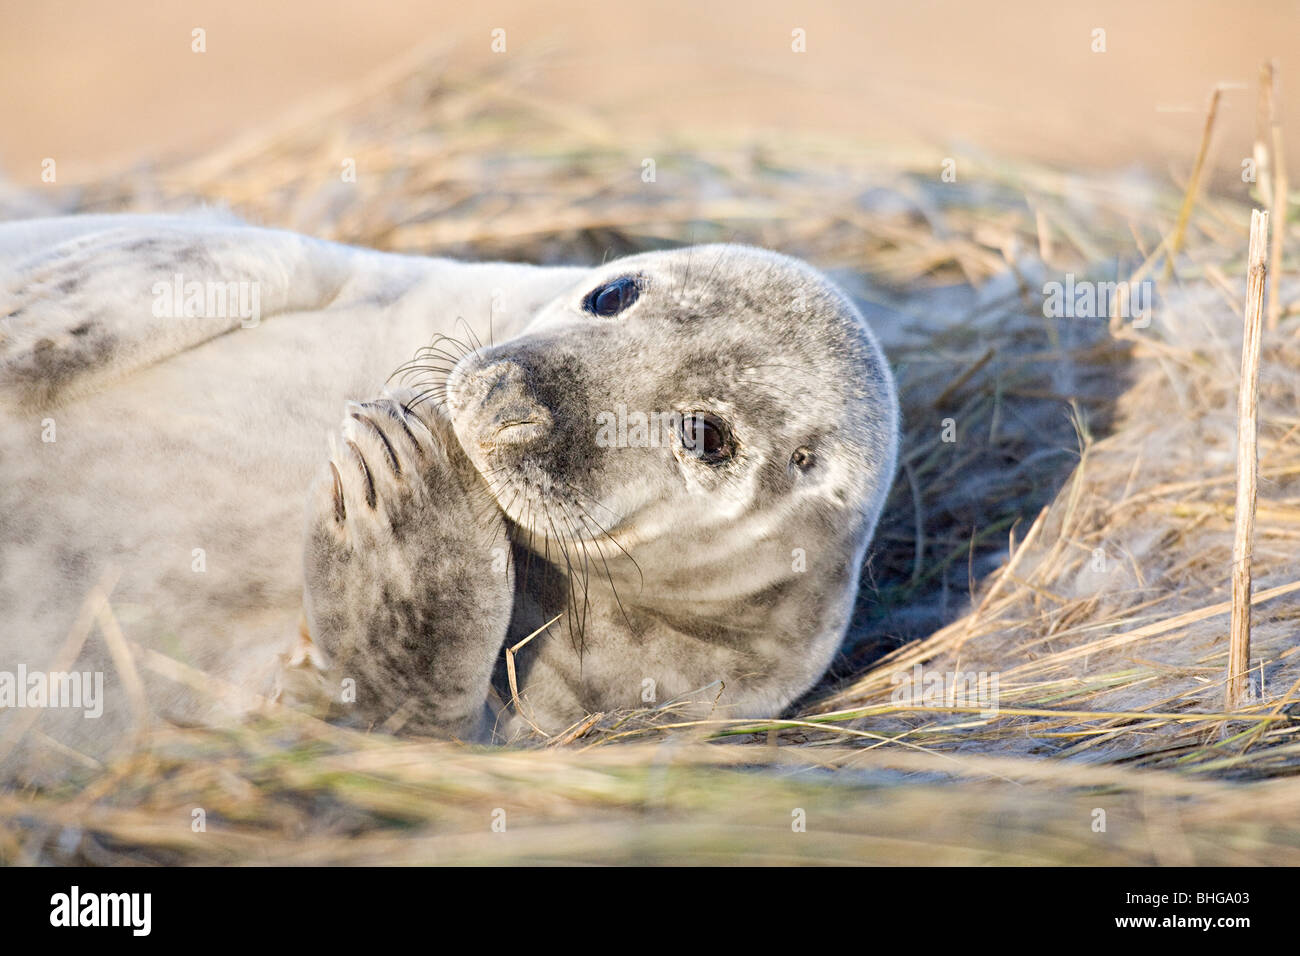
[4, 44, 1300, 864]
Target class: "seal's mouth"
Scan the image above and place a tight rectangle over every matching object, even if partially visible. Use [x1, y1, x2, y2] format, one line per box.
[483, 418, 548, 447]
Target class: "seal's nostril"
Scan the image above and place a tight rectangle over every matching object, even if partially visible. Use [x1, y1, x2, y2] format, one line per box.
[447, 358, 514, 412]
[480, 365, 516, 404]
[454, 359, 525, 407]
[465, 360, 532, 411]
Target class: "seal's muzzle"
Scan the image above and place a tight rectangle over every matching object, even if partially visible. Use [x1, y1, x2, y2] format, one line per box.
[448, 357, 553, 449]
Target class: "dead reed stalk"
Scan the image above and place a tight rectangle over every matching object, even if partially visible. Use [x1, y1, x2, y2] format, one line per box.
[1268, 124, 1287, 331]
[1163, 85, 1223, 281]
[1258, 61, 1287, 331]
[1227, 208, 1269, 710]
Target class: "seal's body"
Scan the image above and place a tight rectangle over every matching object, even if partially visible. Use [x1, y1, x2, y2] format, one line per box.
[0, 214, 897, 768]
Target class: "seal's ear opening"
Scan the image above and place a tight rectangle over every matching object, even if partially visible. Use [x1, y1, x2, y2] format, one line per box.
[786, 436, 863, 511]
[787, 441, 847, 507]
[790, 446, 816, 472]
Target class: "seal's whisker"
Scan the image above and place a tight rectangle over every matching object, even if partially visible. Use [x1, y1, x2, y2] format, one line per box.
[543, 510, 585, 658]
[569, 503, 638, 637]
[392, 364, 454, 389]
[467, 476, 512, 529]
[695, 243, 734, 302]
[677, 240, 695, 300]
[413, 343, 466, 364]
[416, 333, 472, 361]
[533, 500, 587, 661]
[467, 463, 525, 532]
[454, 316, 484, 354]
[420, 332, 477, 366]
[404, 388, 446, 412]
[555, 506, 592, 648]
[552, 478, 623, 526]
[737, 373, 797, 401]
[398, 354, 456, 378]
[739, 360, 814, 375]
[558, 480, 645, 593]
[394, 360, 454, 376]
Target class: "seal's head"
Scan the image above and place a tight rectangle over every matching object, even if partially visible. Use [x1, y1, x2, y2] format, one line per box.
[443, 244, 898, 595]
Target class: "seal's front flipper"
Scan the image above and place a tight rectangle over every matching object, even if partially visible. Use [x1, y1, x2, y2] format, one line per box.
[300, 388, 514, 740]
[0, 219, 368, 409]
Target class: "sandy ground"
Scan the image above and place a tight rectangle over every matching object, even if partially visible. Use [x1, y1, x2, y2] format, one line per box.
[1, 0, 1296, 189]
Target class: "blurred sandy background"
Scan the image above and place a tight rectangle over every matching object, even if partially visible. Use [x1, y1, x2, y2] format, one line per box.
[1, 0, 1296, 189]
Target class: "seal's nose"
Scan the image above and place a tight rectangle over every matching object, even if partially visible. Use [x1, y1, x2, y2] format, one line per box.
[448, 358, 553, 448]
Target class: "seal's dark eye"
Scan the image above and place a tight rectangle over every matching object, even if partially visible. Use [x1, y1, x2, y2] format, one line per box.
[679, 413, 733, 463]
[584, 276, 640, 317]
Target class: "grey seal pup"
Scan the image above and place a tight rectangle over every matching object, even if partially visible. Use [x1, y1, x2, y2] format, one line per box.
[0, 213, 897, 767]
